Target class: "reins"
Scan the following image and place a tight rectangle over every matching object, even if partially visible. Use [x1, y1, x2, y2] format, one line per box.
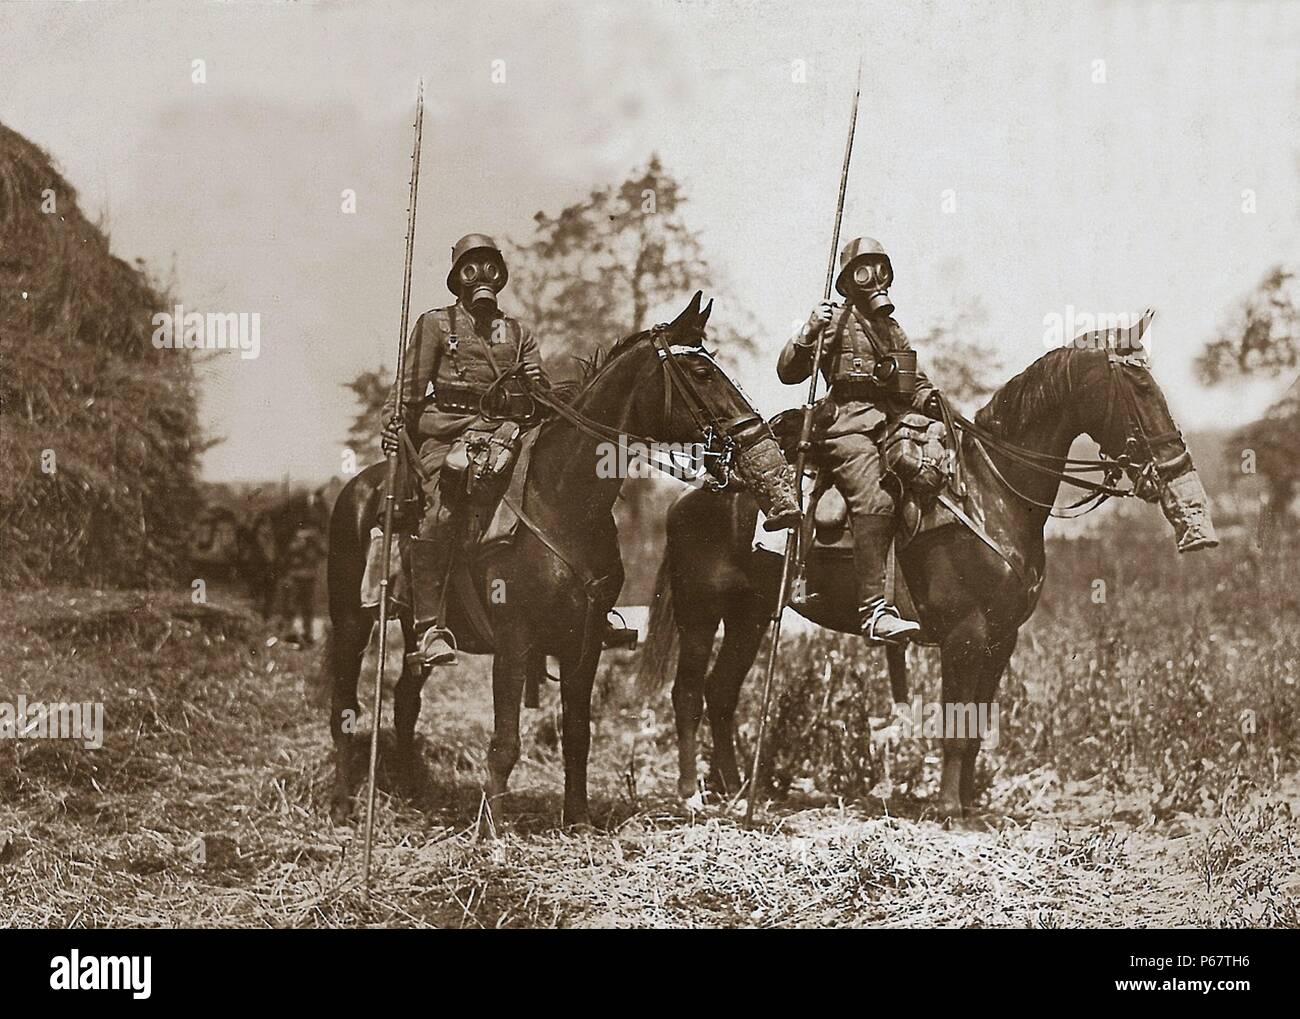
[952, 351, 1170, 517]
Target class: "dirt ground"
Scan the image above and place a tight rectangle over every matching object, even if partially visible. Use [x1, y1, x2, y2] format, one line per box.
[2, 587, 1296, 929]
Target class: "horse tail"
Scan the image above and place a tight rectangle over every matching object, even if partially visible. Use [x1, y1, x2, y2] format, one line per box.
[637, 549, 680, 698]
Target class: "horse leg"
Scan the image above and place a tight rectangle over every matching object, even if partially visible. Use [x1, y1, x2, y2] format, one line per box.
[886, 643, 909, 708]
[483, 627, 530, 833]
[327, 609, 374, 821]
[671, 614, 719, 799]
[936, 611, 989, 821]
[704, 612, 763, 796]
[558, 631, 603, 827]
[961, 633, 1017, 812]
[392, 618, 428, 796]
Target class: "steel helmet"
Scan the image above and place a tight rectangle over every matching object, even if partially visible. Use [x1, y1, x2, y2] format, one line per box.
[834, 236, 892, 299]
[446, 232, 508, 296]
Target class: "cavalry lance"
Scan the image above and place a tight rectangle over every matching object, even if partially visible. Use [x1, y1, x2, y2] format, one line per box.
[362, 79, 425, 900]
[745, 65, 862, 827]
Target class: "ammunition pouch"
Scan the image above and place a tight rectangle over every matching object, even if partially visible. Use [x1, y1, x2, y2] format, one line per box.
[434, 379, 539, 423]
[881, 412, 951, 496]
[831, 348, 918, 397]
[441, 420, 523, 504]
[434, 381, 487, 416]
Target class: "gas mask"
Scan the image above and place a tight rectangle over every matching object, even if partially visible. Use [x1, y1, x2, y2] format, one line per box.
[456, 258, 505, 312]
[849, 258, 894, 317]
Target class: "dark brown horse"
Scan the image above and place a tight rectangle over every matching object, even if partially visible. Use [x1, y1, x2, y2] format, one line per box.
[325, 293, 797, 826]
[638, 490, 908, 799]
[640, 346, 1218, 818]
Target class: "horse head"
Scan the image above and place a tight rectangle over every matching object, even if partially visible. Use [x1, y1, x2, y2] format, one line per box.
[614, 291, 799, 524]
[1069, 347, 1218, 552]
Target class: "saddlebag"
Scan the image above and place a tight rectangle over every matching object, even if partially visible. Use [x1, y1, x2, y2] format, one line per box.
[441, 420, 523, 501]
[882, 412, 952, 496]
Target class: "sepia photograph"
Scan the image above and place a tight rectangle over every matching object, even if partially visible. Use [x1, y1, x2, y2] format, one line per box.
[0, 0, 1296, 971]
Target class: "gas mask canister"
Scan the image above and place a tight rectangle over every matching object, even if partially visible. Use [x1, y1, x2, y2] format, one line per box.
[850, 258, 894, 317]
[457, 258, 505, 312]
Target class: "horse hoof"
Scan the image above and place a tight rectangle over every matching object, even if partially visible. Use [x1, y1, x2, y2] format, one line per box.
[562, 811, 593, 831]
[329, 796, 355, 825]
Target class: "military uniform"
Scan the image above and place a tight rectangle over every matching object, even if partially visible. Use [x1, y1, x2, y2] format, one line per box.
[382, 299, 545, 521]
[381, 233, 546, 666]
[778, 304, 937, 519]
[777, 237, 940, 643]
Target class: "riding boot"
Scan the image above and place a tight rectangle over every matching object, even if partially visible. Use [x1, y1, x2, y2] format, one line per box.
[408, 535, 458, 667]
[853, 513, 921, 644]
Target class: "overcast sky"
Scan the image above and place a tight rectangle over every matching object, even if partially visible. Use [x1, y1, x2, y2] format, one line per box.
[2, 0, 1297, 483]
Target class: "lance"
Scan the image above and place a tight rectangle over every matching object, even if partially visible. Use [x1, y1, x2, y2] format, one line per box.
[362, 79, 424, 900]
[745, 63, 861, 827]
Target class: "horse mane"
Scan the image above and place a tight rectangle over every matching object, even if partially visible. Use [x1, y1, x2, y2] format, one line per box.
[569, 329, 652, 395]
[974, 347, 1078, 433]
[554, 318, 706, 405]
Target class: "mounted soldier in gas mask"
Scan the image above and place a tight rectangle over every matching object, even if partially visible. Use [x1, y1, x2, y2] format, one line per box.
[381, 233, 547, 668]
[777, 237, 945, 644]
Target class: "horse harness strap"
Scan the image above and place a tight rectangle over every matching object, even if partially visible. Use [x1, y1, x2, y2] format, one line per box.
[499, 492, 605, 596]
[935, 489, 1029, 590]
[499, 490, 608, 663]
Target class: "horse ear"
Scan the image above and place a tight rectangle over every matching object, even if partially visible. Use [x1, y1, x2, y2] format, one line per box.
[698, 298, 714, 331]
[670, 290, 704, 330]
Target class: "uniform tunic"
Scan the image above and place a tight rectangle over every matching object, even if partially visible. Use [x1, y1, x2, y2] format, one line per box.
[382, 300, 546, 506]
[777, 303, 936, 518]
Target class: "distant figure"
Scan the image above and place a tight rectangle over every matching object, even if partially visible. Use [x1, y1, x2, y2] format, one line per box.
[235, 489, 329, 635]
[279, 522, 327, 645]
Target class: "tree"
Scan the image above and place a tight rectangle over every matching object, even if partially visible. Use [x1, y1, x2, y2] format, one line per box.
[1231, 379, 1299, 528]
[909, 296, 1004, 414]
[506, 153, 757, 376]
[1197, 263, 1300, 530]
[342, 368, 388, 466]
[1196, 265, 1299, 383]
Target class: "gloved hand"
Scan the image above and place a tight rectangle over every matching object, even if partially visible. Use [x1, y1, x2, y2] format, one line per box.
[924, 391, 946, 419]
[381, 416, 404, 456]
[800, 300, 837, 345]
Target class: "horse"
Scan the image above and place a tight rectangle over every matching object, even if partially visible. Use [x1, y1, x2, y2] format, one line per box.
[636, 490, 909, 799]
[639, 345, 1218, 819]
[324, 292, 798, 826]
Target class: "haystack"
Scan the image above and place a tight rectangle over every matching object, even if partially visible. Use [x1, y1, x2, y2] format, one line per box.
[0, 121, 204, 587]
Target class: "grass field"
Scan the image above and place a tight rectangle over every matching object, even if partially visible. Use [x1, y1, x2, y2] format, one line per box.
[1, 524, 1298, 928]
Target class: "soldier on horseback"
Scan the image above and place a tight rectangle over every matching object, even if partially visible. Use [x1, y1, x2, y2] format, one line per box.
[381, 233, 547, 667]
[777, 237, 944, 644]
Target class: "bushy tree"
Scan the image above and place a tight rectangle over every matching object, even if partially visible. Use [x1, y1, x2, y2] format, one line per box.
[1197, 263, 1300, 527]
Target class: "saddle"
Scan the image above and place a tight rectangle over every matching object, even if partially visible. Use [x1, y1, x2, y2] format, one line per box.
[768, 404, 958, 546]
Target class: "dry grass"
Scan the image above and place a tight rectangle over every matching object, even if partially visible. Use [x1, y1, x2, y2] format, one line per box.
[2, 576, 1296, 928]
[0, 122, 203, 588]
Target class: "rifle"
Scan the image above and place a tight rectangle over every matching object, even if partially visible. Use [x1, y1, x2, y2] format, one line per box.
[745, 64, 862, 827]
[362, 79, 424, 901]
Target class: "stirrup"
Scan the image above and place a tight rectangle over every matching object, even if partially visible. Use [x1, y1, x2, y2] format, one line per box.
[602, 609, 638, 651]
[862, 601, 920, 646]
[407, 626, 458, 668]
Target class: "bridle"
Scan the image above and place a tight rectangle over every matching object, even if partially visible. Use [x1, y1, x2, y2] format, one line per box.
[523, 323, 764, 489]
[957, 350, 1184, 518]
